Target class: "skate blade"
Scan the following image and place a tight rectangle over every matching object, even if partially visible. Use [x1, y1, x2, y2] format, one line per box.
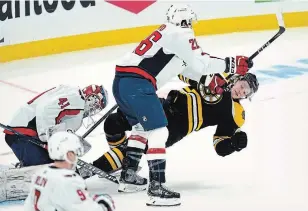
[118, 183, 147, 193]
[146, 196, 181, 206]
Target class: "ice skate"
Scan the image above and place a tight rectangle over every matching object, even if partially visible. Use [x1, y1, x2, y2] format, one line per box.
[146, 181, 181, 206]
[118, 168, 147, 193]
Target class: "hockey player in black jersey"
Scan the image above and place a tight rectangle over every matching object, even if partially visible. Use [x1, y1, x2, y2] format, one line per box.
[90, 72, 259, 191]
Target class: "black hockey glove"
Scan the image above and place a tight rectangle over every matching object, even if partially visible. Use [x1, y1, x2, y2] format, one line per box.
[94, 194, 116, 211]
[163, 90, 180, 116]
[230, 131, 247, 151]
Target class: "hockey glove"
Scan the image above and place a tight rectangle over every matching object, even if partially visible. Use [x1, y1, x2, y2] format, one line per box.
[230, 131, 247, 151]
[208, 75, 226, 94]
[93, 194, 116, 211]
[224, 56, 253, 75]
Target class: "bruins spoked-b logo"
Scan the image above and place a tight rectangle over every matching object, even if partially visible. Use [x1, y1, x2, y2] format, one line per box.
[198, 75, 223, 104]
[198, 83, 223, 104]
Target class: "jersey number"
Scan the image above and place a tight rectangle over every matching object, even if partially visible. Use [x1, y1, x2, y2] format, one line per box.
[134, 24, 166, 56]
[189, 38, 200, 50]
[58, 98, 70, 109]
[77, 189, 86, 201]
[34, 189, 41, 211]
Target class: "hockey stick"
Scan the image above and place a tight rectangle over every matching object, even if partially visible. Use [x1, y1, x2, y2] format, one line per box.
[0, 123, 119, 184]
[82, 104, 118, 139]
[0, 123, 48, 150]
[248, 12, 285, 61]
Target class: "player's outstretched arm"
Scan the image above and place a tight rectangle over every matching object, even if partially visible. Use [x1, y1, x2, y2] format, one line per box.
[167, 30, 251, 77]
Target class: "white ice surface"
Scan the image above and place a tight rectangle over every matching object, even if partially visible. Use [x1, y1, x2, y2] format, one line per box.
[1, 27, 308, 211]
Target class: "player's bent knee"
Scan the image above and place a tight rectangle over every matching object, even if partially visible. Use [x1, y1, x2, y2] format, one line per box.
[147, 127, 169, 148]
[104, 113, 129, 135]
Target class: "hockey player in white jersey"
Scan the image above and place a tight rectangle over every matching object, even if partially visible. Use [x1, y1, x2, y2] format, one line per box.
[24, 131, 115, 211]
[3, 84, 108, 167]
[112, 4, 253, 206]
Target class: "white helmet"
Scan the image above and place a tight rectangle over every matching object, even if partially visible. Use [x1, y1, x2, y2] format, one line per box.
[48, 131, 84, 169]
[166, 4, 197, 28]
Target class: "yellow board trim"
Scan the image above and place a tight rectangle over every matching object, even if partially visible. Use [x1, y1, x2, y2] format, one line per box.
[1, 11, 308, 62]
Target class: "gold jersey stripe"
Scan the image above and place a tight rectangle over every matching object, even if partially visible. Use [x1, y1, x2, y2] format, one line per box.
[181, 88, 194, 134]
[112, 147, 124, 162]
[192, 89, 203, 131]
[213, 136, 231, 148]
[108, 135, 126, 146]
[104, 152, 117, 170]
[179, 74, 184, 82]
[181, 87, 203, 134]
[232, 101, 245, 127]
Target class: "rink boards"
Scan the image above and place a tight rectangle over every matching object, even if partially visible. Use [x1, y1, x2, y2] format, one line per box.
[1, 0, 308, 62]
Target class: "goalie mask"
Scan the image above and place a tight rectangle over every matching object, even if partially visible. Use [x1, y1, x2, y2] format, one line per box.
[166, 4, 197, 28]
[81, 84, 108, 118]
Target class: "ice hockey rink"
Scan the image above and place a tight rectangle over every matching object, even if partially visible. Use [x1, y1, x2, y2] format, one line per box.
[1, 27, 308, 211]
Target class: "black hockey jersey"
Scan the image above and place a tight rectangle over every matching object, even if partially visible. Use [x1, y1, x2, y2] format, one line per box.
[163, 83, 245, 149]
[93, 74, 246, 172]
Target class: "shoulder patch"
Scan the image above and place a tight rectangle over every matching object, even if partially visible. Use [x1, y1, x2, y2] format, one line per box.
[232, 101, 245, 127]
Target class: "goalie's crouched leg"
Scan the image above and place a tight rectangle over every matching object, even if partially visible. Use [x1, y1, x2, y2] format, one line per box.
[5, 134, 53, 167]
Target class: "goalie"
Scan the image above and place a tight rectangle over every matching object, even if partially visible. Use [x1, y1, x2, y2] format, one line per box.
[3, 84, 108, 167]
[91, 72, 259, 181]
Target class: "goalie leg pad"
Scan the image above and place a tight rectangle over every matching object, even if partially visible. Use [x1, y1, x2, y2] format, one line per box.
[0, 164, 47, 202]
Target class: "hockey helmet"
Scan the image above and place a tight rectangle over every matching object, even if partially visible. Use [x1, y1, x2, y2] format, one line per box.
[166, 4, 197, 28]
[81, 84, 108, 118]
[240, 73, 259, 99]
[48, 131, 84, 169]
[229, 73, 259, 100]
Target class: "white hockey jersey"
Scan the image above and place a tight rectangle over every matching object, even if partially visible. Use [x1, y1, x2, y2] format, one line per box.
[116, 22, 226, 89]
[24, 165, 107, 211]
[5, 85, 85, 142]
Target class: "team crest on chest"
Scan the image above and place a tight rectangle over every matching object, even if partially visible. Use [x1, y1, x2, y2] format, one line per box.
[198, 83, 223, 104]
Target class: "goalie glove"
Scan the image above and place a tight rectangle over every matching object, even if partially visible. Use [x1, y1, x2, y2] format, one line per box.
[230, 131, 247, 151]
[93, 194, 116, 211]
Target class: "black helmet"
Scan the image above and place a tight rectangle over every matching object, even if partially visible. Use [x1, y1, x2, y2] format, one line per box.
[240, 73, 259, 98]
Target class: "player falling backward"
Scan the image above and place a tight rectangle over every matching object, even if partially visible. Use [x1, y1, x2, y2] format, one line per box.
[86, 72, 259, 186]
[24, 131, 115, 211]
[111, 4, 252, 206]
[0, 83, 108, 202]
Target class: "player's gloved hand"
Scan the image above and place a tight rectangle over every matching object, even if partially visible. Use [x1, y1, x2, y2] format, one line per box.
[224, 56, 253, 75]
[230, 131, 247, 151]
[163, 90, 180, 116]
[93, 194, 116, 211]
[208, 75, 226, 94]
